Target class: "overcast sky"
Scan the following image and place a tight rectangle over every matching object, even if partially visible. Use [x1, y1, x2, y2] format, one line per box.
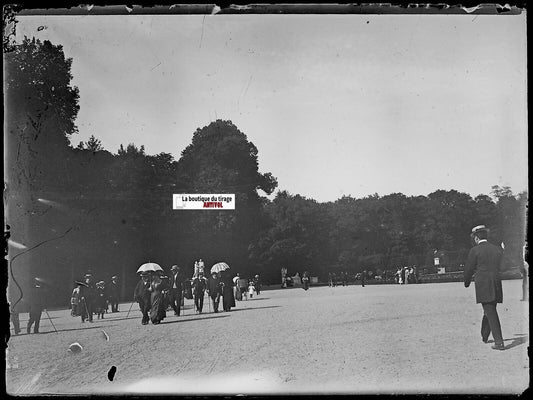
[13, 12, 527, 202]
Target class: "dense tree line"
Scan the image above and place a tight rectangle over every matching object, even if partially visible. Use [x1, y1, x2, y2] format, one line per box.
[5, 38, 528, 307]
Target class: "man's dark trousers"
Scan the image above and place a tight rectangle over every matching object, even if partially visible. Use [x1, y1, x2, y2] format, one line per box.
[481, 302, 503, 345]
[169, 288, 182, 316]
[27, 309, 42, 333]
[194, 291, 204, 312]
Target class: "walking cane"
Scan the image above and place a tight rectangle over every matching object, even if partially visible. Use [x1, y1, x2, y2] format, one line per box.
[43, 309, 58, 333]
[83, 298, 91, 321]
[125, 300, 135, 318]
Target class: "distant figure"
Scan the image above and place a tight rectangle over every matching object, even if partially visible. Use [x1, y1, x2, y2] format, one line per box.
[192, 272, 208, 313]
[233, 273, 242, 301]
[254, 274, 261, 295]
[134, 272, 152, 325]
[400, 267, 405, 285]
[9, 290, 22, 335]
[208, 272, 223, 313]
[404, 268, 410, 284]
[239, 276, 249, 300]
[73, 280, 90, 322]
[248, 280, 256, 298]
[168, 265, 183, 316]
[95, 281, 107, 319]
[302, 271, 310, 291]
[464, 225, 505, 351]
[328, 272, 333, 288]
[70, 282, 82, 317]
[27, 279, 45, 334]
[83, 273, 95, 322]
[520, 260, 528, 302]
[221, 271, 235, 312]
[108, 275, 120, 312]
[361, 271, 366, 287]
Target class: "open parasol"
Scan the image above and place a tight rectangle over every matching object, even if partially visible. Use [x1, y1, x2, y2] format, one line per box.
[210, 262, 230, 274]
[137, 262, 164, 274]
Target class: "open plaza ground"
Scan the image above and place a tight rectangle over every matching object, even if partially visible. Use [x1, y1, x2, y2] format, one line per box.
[5, 279, 529, 395]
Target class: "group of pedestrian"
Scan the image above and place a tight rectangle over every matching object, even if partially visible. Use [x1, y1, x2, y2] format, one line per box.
[394, 266, 418, 284]
[70, 273, 120, 323]
[327, 271, 349, 287]
[233, 273, 262, 300]
[132, 263, 260, 325]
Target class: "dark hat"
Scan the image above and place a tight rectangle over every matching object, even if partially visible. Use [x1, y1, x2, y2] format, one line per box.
[471, 225, 489, 237]
[171, 265, 179, 271]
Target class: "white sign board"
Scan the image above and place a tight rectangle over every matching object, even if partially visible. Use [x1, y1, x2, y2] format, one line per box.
[173, 194, 235, 210]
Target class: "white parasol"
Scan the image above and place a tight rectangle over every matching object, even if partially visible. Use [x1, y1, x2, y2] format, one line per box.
[210, 262, 230, 274]
[137, 262, 164, 274]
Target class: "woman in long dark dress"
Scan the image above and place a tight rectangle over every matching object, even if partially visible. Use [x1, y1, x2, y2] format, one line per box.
[149, 274, 166, 324]
[221, 271, 236, 311]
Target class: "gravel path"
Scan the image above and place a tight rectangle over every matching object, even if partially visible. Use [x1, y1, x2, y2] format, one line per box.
[5, 280, 529, 395]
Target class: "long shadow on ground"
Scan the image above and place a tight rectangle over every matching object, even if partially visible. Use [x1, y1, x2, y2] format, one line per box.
[161, 315, 229, 325]
[28, 324, 119, 335]
[230, 305, 281, 312]
[238, 297, 270, 301]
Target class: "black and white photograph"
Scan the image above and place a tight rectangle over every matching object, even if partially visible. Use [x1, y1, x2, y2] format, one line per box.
[3, 4, 528, 395]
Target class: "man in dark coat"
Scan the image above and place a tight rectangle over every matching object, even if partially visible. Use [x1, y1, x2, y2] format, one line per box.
[108, 276, 120, 312]
[207, 272, 223, 313]
[221, 271, 236, 312]
[192, 272, 208, 313]
[27, 278, 45, 334]
[464, 225, 505, 350]
[134, 272, 152, 325]
[83, 273, 95, 322]
[168, 265, 183, 316]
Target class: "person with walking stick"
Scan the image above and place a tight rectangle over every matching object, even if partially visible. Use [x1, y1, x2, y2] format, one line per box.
[83, 273, 96, 322]
[192, 272, 208, 313]
[168, 265, 183, 316]
[134, 271, 152, 325]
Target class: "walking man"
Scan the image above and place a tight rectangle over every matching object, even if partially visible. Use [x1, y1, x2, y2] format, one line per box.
[83, 273, 95, 322]
[464, 225, 506, 350]
[134, 272, 152, 325]
[192, 272, 207, 313]
[108, 275, 120, 312]
[27, 278, 45, 334]
[168, 265, 183, 316]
